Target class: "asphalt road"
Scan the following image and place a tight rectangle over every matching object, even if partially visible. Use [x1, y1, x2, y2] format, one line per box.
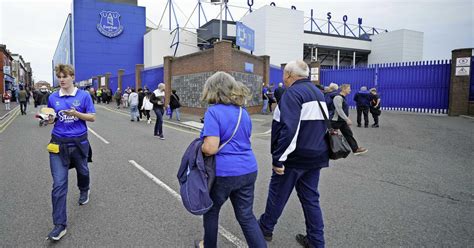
[0, 105, 473, 247]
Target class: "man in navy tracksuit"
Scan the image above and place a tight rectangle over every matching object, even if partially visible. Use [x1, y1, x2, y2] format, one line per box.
[353, 86, 371, 127]
[259, 61, 328, 248]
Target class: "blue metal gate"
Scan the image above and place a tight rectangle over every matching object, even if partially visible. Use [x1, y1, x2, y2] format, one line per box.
[321, 60, 451, 114]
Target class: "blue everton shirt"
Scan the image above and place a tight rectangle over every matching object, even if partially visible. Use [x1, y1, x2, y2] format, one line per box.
[200, 104, 257, 177]
[48, 88, 96, 138]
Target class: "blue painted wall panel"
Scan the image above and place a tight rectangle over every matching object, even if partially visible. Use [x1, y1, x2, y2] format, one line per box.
[73, 0, 145, 83]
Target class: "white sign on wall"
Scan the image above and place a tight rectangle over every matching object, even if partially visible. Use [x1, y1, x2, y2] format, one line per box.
[456, 57, 471, 67]
[3, 66, 10, 75]
[455, 67, 470, 76]
[311, 74, 319, 81]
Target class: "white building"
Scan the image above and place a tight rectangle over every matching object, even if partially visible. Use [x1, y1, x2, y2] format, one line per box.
[144, 4, 423, 68]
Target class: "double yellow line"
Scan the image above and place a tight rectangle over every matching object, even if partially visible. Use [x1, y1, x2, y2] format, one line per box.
[0, 107, 20, 133]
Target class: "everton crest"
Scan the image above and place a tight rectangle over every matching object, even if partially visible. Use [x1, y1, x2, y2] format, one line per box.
[97, 11, 124, 38]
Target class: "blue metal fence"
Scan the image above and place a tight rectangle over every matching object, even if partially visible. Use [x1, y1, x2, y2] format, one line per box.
[321, 60, 451, 114]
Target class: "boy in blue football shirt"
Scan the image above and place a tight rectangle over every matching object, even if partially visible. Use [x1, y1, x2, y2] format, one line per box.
[46, 64, 96, 241]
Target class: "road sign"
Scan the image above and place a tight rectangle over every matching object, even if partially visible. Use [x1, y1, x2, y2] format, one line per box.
[456, 57, 470, 67]
[236, 22, 255, 52]
[455, 67, 470, 76]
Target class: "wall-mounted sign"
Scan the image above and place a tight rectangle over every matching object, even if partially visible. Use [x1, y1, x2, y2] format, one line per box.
[455, 67, 470, 76]
[3, 66, 11, 75]
[97, 11, 124, 38]
[456, 57, 471, 67]
[245, 62, 254, 73]
[236, 22, 255, 52]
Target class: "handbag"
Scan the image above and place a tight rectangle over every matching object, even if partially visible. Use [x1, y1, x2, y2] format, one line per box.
[305, 83, 351, 160]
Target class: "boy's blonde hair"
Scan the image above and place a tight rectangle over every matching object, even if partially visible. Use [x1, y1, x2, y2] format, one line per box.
[55, 64, 75, 77]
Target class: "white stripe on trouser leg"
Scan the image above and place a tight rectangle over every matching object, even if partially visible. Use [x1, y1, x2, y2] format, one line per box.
[128, 160, 246, 247]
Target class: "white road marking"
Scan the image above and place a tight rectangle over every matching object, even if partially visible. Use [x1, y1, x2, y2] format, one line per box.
[128, 160, 246, 248]
[88, 127, 110, 144]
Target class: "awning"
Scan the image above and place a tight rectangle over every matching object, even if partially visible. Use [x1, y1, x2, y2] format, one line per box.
[4, 74, 15, 82]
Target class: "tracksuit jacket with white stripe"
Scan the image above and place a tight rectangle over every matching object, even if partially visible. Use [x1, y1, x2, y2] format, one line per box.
[271, 79, 329, 169]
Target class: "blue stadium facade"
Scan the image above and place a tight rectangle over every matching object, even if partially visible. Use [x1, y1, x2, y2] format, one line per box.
[53, 0, 145, 86]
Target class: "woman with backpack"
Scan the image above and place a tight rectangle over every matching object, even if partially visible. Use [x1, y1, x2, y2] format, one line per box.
[195, 71, 267, 248]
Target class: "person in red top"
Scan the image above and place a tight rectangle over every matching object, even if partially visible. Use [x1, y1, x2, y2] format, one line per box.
[3, 90, 12, 110]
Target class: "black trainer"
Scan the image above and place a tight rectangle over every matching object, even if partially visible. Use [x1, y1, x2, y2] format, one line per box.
[258, 221, 273, 241]
[295, 234, 310, 248]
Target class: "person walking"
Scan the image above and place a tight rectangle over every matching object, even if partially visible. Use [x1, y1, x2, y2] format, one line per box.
[274, 82, 285, 104]
[151, 83, 165, 139]
[36, 86, 50, 109]
[18, 86, 28, 115]
[261, 84, 269, 115]
[138, 88, 145, 120]
[141, 91, 153, 124]
[45, 64, 96, 241]
[96, 88, 102, 103]
[258, 61, 328, 248]
[114, 88, 122, 109]
[128, 88, 140, 122]
[3, 90, 12, 110]
[267, 84, 275, 113]
[369, 88, 381, 127]
[195, 71, 267, 248]
[353, 86, 371, 128]
[324, 82, 339, 119]
[122, 89, 129, 108]
[169, 89, 181, 121]
[331, 84, 368, 155]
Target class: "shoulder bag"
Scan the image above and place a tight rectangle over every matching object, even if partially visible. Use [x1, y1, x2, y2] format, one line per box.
[304, 83, 351, 160]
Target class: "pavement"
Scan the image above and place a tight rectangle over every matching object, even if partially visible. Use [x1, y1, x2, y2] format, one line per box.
[0, 102, 473, 247]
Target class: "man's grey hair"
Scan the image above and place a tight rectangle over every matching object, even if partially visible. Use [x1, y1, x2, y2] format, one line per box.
[158, 83, 165, 90]
[284, 61, 309, 78]
[360, 86, 367, 91]
[278, 82, 283, 87]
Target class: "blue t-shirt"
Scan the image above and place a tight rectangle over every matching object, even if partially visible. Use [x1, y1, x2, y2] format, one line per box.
[200, 104, 257, 177]
[48, 88, 96, 138]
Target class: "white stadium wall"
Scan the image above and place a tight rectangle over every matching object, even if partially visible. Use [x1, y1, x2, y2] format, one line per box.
[302, 33, 371, 51]
[242, 5, 304, 66]
[368, 29, 423, 64]
[144, 29, 200, 68]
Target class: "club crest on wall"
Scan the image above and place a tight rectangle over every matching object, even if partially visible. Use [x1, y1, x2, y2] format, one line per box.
[97, 11, 124, 38]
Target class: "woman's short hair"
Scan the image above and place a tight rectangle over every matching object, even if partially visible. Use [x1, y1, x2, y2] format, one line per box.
[55, 64, 75, 77]
[284, 61, 309, 78]
[201, 71, 250, 106]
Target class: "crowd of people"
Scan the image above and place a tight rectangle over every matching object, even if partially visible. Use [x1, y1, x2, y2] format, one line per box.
[19, 61, 381, 247]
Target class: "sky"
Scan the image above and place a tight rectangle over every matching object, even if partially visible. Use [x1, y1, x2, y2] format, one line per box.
[0, 0, 472, 83]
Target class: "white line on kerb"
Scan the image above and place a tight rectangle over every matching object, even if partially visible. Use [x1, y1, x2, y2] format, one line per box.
[128, 160, 246, 248]
[88, 128, 110, 144]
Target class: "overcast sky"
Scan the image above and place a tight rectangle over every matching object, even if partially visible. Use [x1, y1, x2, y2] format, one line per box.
[0, 0, 472, 83]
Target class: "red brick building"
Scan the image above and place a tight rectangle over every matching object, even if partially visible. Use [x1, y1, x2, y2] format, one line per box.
[0, 44, 14, 95]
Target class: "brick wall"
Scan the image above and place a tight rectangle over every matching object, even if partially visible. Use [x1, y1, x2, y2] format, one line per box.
[164, 40, 269, 115]
[448, 48, 473, 116]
